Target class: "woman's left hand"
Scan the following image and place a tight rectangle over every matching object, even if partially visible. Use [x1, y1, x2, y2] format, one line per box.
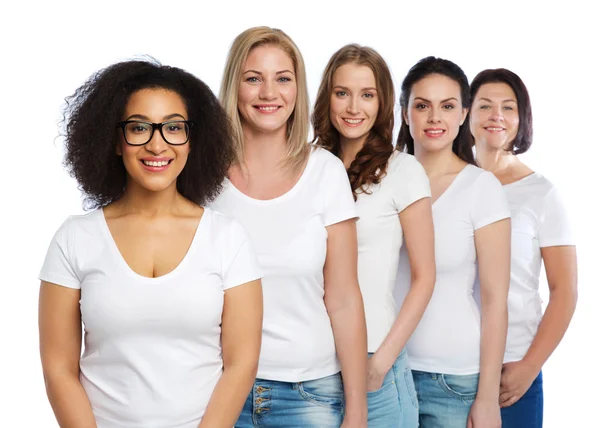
[499, 360, 538, 408]
[467, 398, 501, 428]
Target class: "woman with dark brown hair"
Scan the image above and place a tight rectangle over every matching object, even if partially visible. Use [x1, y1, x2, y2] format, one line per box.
[312, 44, 435, 427]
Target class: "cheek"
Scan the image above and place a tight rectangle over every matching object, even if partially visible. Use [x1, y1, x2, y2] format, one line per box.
[283, 86, 297, 104]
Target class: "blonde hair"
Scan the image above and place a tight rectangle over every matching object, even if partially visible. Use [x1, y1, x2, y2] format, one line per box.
[220, 26, 310, 171]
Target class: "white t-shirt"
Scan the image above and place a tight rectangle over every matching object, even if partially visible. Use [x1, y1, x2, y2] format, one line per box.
[500, 173, 575, 363]
[209, 147, 357, 382]
[394, 164, 510, 375]
[355, 151, 431, 352]
[39, 208, 262, 428]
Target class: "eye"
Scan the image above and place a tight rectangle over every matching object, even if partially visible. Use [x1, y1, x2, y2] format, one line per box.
[127, 122, 150, 133]
[335, 91, 348, 97]
[245, 76, 260, 83]
[415, 103, 428, 110]
[165, 123, 184, 133]
[363, 92, 375, 99]
[278, 76, 292, 83]
[442, 104, 455, 110]
[503, 106, 514, 111]
[479, 105, 491, 110]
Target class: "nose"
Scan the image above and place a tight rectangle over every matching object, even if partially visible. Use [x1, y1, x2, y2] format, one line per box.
[259, 79, 276, 100]
[427, 106, 441, 123]
[145, 128, 168, 154]
[489, 105, 504, 122]
[346, 95, 359, 115]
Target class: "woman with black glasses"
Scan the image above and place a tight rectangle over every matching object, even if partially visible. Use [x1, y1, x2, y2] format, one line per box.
[38, 59, 263, 428]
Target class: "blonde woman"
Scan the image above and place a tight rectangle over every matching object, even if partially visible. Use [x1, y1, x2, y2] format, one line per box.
[312, 44, 435, 427]
[210, 27, 368, 427]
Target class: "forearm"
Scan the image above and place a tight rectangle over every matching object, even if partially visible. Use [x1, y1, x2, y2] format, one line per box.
[477, 302, 507, 401]
[199, 361, 258, 427]
[522, 288, 577, 371]
[374, 277, 433, 369]
[44, 372, 96, 428]
[328, 290, 367, 419]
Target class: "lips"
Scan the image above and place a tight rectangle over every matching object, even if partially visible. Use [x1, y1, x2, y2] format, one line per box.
[484, 126, 505, 132]
[254, 105, 281, 114]
[139, 157, 173, 172]
[342, 118, 365, 127]
[424, 128, 445, 138]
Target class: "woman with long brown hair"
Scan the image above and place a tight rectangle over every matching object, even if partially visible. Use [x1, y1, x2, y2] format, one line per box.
[312, 44, 435, 427]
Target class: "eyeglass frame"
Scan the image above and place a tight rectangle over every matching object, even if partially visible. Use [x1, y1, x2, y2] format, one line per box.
[116, 120, 194, 146]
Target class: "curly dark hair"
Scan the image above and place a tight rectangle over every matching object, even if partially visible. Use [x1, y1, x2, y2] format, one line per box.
[396, 56, 475, 165]
[62, 58, 233, 209]
[312, 44, 395, 201]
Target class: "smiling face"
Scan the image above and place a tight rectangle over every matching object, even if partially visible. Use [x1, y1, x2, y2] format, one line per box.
[329, 63, 379, 146]
[117, 88, 190, 193]
[237, 45, 297, 137]
[470, 82, 519, 151]
[404, 73, 468, 154]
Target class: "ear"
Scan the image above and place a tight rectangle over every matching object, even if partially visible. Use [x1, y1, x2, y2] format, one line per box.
[116, 142, 122, 156]
[402, 108, 408, 124]
[460, 107, 468, 126]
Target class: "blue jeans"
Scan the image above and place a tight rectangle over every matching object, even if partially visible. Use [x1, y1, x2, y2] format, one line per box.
[367, 349, 418, 427]
[235, 373, 344, 427]
[412, 370, 479, 428]
[501, 371, 543, 428]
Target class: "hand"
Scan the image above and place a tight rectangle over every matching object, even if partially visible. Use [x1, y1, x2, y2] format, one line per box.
[366, 354, 389, 392]
[467, 398, 501, 428]
[499, 360, 539, 408]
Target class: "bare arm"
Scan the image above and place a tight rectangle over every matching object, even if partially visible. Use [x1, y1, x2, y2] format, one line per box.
[468, 218, 510, 428]
[369, 198, 435, 385]
[39, 281, 96, 428]
[324, 218, 367, 426]
[523, 246, 577, 369]
[199, 280, 263, 428]
[499, 246, 577, 407]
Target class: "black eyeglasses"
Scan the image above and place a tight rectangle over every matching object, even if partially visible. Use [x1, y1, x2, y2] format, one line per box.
[116, 120, 193, 146]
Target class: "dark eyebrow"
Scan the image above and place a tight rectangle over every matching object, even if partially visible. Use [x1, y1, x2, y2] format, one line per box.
[125, 113, 186, 121]
[413, 96, 459, 103]
[476, 97, 517, 103]
[333, 85, 377, 92]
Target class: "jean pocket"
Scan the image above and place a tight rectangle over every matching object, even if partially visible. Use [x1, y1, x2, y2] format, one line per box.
[439, 373, 479, 401]
[367, 368, 395, 398]
[299, 373, 344, 409]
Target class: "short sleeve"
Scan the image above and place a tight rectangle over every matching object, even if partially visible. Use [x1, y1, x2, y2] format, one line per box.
[539, 187, 575, 247]
[324, 155, 357, 226]
[222, 219, 263, 290]
[392, 155, 431, 213]
[39, 217, 81, 289]
[471, 171, 511, 230]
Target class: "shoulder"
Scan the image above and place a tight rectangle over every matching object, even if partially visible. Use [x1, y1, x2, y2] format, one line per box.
[310, 145, 343, 167]
[56, 209, 102, 236]
[464, 165, 502, 189]
[203, 207, 249, 243]
[387, 151, 426, 177]
[307, 145, 347, 178]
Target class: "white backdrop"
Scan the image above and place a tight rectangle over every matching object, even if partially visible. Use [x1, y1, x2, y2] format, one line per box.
[1, 0, 597, 426]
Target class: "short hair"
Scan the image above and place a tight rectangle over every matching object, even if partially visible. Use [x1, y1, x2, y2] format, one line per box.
[62, 58, 233, 209]
[312, 44, 395, 200]
[396, 56, 475, 165]
[219, 26, 310, 171]
[470, 68, 533, 154]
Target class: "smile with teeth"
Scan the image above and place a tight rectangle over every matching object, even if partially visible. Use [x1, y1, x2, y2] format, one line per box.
[425, 129, 445, 135]
[256, 106, 279, 112]
[485, 127, 505, 131]
[343, 118, 364, 124]
[142, 160, 171, 167]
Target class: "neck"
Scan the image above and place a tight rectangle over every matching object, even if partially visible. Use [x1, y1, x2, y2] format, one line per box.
[414, 142, 462, 178]
[475, 140, 517, 175]
[339, 135, 367, 169]
[116, 181, 183, 217]
[241, 123, 289, 174]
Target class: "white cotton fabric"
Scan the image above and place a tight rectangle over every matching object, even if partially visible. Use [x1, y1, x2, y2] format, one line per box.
[354, 151, 431, 352]
[209, 147, 357, 382]
[394, 164, 510, 375]
[39, 207, 262, 428]
[500, 173, 575, 363]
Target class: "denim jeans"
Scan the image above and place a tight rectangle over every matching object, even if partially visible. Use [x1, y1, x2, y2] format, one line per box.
[235, 372, 344, 427]
[501, 371, 543, 428]
[412, 370, 479, 428]
[367, 348, 418, 427]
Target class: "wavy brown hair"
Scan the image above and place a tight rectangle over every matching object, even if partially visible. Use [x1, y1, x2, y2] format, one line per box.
[312, 44, 394, 200]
